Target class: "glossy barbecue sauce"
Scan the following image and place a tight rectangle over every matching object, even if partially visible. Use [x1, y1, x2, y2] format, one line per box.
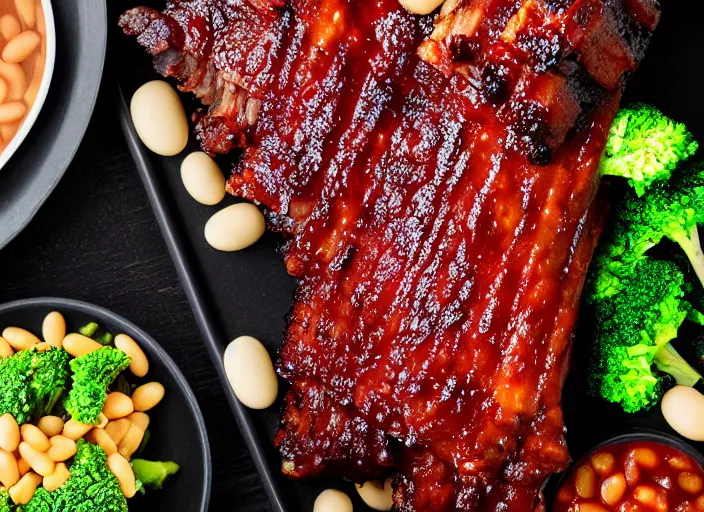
[554, 441, 704, 512]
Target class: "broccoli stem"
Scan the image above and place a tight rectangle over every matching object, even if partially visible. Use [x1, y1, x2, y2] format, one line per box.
[673, 226, 704, 290]
[655, 343, 702, 387]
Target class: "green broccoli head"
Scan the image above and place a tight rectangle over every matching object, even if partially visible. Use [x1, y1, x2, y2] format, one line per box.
[21, 439, 128, 512]
[64, 347, 131, 425]
[590, 258, 700, 412]
[16, 487, 54, 512]
[0, 347, 71, 424]
[132, 459, 180, 490]
[600, 104, 698, 196]
[0, 488, 12, 512]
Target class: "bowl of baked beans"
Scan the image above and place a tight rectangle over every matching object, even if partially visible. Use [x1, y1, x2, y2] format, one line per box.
[0, 0, 55, 168]
[552, 431, 704, 512]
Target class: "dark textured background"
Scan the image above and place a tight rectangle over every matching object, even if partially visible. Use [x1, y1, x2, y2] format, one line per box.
[0, 83, 270, 511]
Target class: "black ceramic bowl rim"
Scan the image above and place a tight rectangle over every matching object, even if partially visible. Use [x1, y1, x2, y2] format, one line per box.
[545, 428, 704, 507]
[0, 297, 212, 511]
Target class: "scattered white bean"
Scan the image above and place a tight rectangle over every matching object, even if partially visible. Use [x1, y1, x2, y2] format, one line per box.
[47, 435, 77, 462]
[62, 419, 92, 441]
[356, 477, 394, 511]
[19, 441, 55, 476]
[105, 419, 131, 445]
[42, 312, 66, 348]
[662, 386, 704, 441]
[224, 336, 278, 409]
[205, 203, 266, 252]
[313, 489, 353, 512]
[130, 80, 189, 156]
[181, 152, 226, 205]
[0, 61, 27, 101]
[0, 413, 20, 452]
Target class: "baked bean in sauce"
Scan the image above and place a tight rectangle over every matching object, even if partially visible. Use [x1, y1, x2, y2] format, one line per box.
[0, 0, 47, 151]
[553, 441, 704, 512]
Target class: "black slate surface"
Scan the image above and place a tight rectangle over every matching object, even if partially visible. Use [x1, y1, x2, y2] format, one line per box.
[0, 83, 271, 512]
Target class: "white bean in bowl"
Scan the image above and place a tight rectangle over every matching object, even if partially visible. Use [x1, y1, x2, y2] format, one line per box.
[130, 80, 189, 157]
[313, 489, 353, 512]
[661, 386, 704, 441]
[204, 203, 266, 252]
[223, 336, 278, 409]
[181, 152, 226, 205]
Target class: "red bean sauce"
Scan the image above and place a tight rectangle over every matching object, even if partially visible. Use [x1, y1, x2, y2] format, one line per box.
[553, 441, 704, 512]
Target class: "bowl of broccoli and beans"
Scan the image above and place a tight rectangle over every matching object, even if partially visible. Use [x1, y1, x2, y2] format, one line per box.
[0, 299, 210, 511]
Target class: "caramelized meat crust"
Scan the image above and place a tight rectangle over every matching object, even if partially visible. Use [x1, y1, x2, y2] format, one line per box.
[122, 0, 659, 509]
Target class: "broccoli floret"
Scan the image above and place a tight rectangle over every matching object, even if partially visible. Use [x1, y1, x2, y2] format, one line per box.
[64, 347, 131, 424]
[590, 164, 704, 301]
[17, 487, 54, 512]
[600, 104, 698, 196]
[0, 488, 12, 512]
[132, 459, 180, 490]
[21, 440, 128, 512]
[0, 347, 71, 424]
[589, 258, 701, 412]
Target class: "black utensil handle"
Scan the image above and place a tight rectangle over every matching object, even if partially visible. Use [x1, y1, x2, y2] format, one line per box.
[117, 84, 289, 512]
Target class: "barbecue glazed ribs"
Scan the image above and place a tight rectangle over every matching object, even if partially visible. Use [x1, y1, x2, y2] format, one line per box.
[121, 0, 660, 509]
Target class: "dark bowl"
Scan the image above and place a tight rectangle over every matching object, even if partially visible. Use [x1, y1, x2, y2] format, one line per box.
[544, 429, 704, 508]
[0, 297, 211, 511]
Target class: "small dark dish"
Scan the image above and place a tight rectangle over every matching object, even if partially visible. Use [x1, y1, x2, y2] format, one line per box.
[0, 0, 107, 250]
[545, 429, 704, 507]
[0, 297, 211, 512]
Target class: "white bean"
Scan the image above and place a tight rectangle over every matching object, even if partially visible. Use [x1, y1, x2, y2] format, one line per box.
[662, 386, 704, 441]
[42, 312, 66, 348]
[19, 441, 55, 476]
[2, 326, 39, 350]
[132, 382, 165, 412]
[130, 80, 188, 156]
[107, 453, 137, 498]
[224, 336, 278, 409]
[181, 152, 226, 205]
[356, 477, 394, 511]
[103, 392, 135, 420]
[20, 424, 50, 452]
[9, 472, 42, 505]
[205, 203, 266, 252]
[398, 0, 444, 15]
[2, 30, 40, 63]
[0, 61, 27, 101]
[314, 489, 353, 512]
[114, 333, 148, 377]
[0, 336, 13, 358]
[37, 416, 64, 438]
[43, 463, 70, 492]
[0, 448, 20, 488]
[62, 333, 102, 358]
[0, 14, 21, 40]
[0, 77, 8, 104]
[14, 0, 36, 28]
[0, 413, 20, 452]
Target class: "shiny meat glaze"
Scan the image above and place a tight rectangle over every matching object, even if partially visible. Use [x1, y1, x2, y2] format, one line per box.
[121, 0, 659, 509]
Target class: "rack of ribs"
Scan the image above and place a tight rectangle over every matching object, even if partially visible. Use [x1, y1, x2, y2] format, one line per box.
[121, 0, 660, 509]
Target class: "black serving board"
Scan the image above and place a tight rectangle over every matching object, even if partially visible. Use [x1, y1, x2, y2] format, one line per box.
[110, 1, 704, 510]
